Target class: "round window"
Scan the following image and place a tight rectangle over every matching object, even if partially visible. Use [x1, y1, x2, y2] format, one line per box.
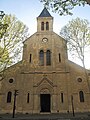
[9, 79, 14, 83]
[77, 78, 82, 82]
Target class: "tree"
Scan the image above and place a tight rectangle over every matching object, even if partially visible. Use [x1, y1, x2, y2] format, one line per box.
[0, 14, 29, 78]
[60, 17, 90, 91]
[40, 0, 89, 15]
[0, 11, 8, 39]
[60, 17, 90, 68]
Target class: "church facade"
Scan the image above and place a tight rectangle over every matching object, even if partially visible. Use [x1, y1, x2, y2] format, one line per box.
[0, 8, 90, 114]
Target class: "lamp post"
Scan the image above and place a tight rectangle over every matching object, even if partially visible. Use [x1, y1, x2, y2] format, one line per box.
[12, 90, 18, 118]
[71, 95, 75, 117]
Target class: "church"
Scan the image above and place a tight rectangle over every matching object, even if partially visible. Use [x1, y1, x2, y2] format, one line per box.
[0, 8, 90, 114]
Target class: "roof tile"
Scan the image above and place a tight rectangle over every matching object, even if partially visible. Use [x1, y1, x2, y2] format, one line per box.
[38, 7, 52, 17]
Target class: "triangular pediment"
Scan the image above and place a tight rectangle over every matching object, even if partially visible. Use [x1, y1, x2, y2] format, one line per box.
[35, 77, 54, 87]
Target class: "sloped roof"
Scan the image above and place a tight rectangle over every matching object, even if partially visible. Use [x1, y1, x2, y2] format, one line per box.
[38, 7, 52, 17]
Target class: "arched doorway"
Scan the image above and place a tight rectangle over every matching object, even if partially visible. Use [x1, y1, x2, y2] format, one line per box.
[36, 80, 54, 113]
[40, 94, 51, 112]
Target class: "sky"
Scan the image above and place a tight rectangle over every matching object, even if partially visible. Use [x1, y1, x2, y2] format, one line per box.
[0, 0, 90, 69]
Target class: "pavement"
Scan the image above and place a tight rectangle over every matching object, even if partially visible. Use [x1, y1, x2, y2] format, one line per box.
[0, 112, 90, 120]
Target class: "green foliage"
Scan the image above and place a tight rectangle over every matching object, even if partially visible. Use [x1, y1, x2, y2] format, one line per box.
[0, 11, 8, 39]
[40, 0, 87, 15]
[60, 17, 90, 67]
[0, 14, 29, 73]
[0, 46, 11, 71]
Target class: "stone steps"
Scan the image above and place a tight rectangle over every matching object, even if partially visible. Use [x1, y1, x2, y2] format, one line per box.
[0, 117, 89, 120]
[0, 113, 90, 120]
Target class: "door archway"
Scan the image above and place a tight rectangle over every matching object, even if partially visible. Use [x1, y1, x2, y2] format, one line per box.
[39, 88, 51, 112]
[36, 81, 54, 113]
[40, 94, 51, 112]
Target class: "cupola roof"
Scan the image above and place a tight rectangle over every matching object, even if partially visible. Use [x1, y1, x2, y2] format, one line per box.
[38, 7, 52, 17]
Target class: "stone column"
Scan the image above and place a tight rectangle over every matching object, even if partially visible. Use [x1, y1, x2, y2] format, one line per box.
[33, 94, 39, 113]
[51, 94, 57, 113]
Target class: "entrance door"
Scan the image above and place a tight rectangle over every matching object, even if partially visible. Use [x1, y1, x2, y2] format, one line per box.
[40, 94, 51, 112]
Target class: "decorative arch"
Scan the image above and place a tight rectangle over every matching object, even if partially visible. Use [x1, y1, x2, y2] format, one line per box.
[36, 84, 54, 95]
[40, 88, 50, 94]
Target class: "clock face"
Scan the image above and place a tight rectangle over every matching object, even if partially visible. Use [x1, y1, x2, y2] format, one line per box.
[42, 38, 48, 42]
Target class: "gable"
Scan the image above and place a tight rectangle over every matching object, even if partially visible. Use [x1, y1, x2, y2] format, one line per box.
[34, 77, 55, 87]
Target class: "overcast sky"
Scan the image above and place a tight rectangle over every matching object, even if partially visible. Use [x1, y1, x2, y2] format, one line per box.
[1, 0, 90, 68]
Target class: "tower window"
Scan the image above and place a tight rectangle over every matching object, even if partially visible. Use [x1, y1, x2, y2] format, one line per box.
[79, 91, 84, 102]
[61, 93, 64, 103]
[39, 50, 44, 66]
[29, 54, 32, 63]
[41, 22, 44, 30]
[59, 53, 61, 62]
[46, 22, 49, 30]
[27, 93, 29, 103]
[7, 91, 12, 103]
[46, 50, 51, 65]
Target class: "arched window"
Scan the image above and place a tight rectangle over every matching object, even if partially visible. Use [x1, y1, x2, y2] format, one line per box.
[39, 50, 44, 66]
[46, 50, 51, 65]
[61, 93, 64, 103]
[7, 91, 12, 103]
[41, 22, 44, 30]
[59, 53, 61, 62]
[27, 93, 29, 103]
[46, 22, 49, 30]
[29, 54, 32, 63]
[79, 91, 84, 102]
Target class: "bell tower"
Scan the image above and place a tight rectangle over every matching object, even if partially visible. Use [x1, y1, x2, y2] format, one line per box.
[37, 7, 53, 32]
